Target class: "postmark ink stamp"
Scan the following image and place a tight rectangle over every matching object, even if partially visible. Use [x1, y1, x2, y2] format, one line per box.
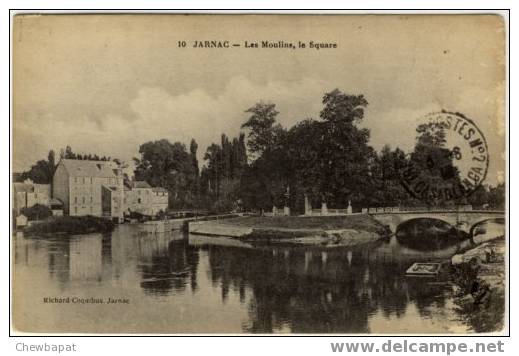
[400, 111, 489, 203]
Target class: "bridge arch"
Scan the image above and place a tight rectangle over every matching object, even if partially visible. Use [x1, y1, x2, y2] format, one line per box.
[396, 217, 454, 231]
[370, 210, 505, 234]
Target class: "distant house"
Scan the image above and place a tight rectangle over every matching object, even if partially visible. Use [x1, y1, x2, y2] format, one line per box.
[13, 179, 51, 214]
[15, 214, 28, 228]
[124, 181, 169, 217]
[52, 159, 125, 222]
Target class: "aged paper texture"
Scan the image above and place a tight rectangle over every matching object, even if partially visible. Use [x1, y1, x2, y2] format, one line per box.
[12, 14, 506, 334]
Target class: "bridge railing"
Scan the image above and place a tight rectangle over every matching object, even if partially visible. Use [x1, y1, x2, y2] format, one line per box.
[362, 205, 475, 214]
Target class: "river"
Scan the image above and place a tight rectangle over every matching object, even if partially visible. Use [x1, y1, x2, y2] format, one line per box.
[12, 222, 502, 334]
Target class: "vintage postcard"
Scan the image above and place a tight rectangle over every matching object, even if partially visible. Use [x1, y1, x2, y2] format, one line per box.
[11, 13, 507, 334]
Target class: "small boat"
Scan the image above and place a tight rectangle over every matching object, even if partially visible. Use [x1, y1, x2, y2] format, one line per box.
[405, 262, 444, 277]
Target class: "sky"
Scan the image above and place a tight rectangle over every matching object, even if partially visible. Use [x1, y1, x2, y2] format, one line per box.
[12, 14, 506, 185]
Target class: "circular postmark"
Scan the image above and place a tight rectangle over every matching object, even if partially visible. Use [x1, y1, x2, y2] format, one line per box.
[399, 111, 489, 203]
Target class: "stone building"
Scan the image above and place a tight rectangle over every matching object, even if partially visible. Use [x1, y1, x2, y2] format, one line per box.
[124, 181, 169, 217]
[52, 159, 125, 222]
[13, 179, 51, 214]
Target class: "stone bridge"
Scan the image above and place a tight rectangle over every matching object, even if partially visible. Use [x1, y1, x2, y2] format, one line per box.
[370, 210, 505, 234]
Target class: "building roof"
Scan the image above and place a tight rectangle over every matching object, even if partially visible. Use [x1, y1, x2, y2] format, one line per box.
[60, 159, 120, 178]
[49, 198, 64, 206]
[133, 181, 152, 189]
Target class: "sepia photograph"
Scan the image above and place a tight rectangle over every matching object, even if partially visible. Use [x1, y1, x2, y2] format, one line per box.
[11, 13, 507, 334]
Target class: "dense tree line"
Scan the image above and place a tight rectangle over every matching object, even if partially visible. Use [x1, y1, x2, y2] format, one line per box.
[133, 139, 199, 209]
[199, 133, 248, 211]
[231, 90, 505, 212]
[16, 89, 506, 212]
[237, 90, 397, 212]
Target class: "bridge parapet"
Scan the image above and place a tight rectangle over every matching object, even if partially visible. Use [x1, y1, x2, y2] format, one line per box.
[369, 210, 504, 233]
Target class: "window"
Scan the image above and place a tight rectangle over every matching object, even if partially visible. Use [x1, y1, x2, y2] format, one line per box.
[74, 177, 77, 183]
[90, 177, 93, 184]
[82, 196, 85, 204]
[138, 198, 141, 204]
[82, 177, 85, 184]
[74, 197, 77, 203]
[90, 196, 93, 203]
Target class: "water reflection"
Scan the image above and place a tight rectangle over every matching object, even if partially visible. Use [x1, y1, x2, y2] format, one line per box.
[139, 237, 199, 295]
[13, 224, 487, 333]
[200, 243, 454, 333]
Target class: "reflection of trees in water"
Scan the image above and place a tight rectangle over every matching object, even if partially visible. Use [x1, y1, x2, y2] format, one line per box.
[139, 237, 199, 296]
[205, 245, 451, 333]
[47, 238, 71, 286]
[406, 278, 449, 318]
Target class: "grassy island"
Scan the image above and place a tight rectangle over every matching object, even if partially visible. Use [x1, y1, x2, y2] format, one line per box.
[189, 214, 391, 247]
[24, 215, 115, 236]
[219, 214, 388, 233]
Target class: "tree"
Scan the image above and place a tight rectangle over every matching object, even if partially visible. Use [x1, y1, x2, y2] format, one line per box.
[283, 119, 325, 209]
[320, 88, 368, 125]
[488, 183, 505, 209]
[59, 146, 113, 162]
[316, 89, 374, 207]
[406, 122, 463, 206]
[20, 150, 57, 184]
[369, 145, 413, 207]
[241, 102, 281, 157]
[189, 138, 200, 202]
[239, 164, 272, 211]
[236, 90, 376, 212]
[48, 150, 55, 171]
[20, 204, 52, 221]
[64, 145, 76, 159]
[203, 143, 223, 198]
[134, 139, 199, 209]
[201, 133, 249, 211]
[467, 185, 490, 209]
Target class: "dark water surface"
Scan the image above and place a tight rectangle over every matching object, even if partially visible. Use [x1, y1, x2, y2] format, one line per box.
[14, 224, 485, 333]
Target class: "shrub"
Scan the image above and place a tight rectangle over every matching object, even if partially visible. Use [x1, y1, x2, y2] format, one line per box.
[24, 215, 115, 236]
[20, 204, 52, 221]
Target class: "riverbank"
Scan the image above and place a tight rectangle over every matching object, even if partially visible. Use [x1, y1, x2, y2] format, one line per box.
[23, 216, 115, 236]
[189, 215, 390, 246]
[450, 236, 505, 332]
